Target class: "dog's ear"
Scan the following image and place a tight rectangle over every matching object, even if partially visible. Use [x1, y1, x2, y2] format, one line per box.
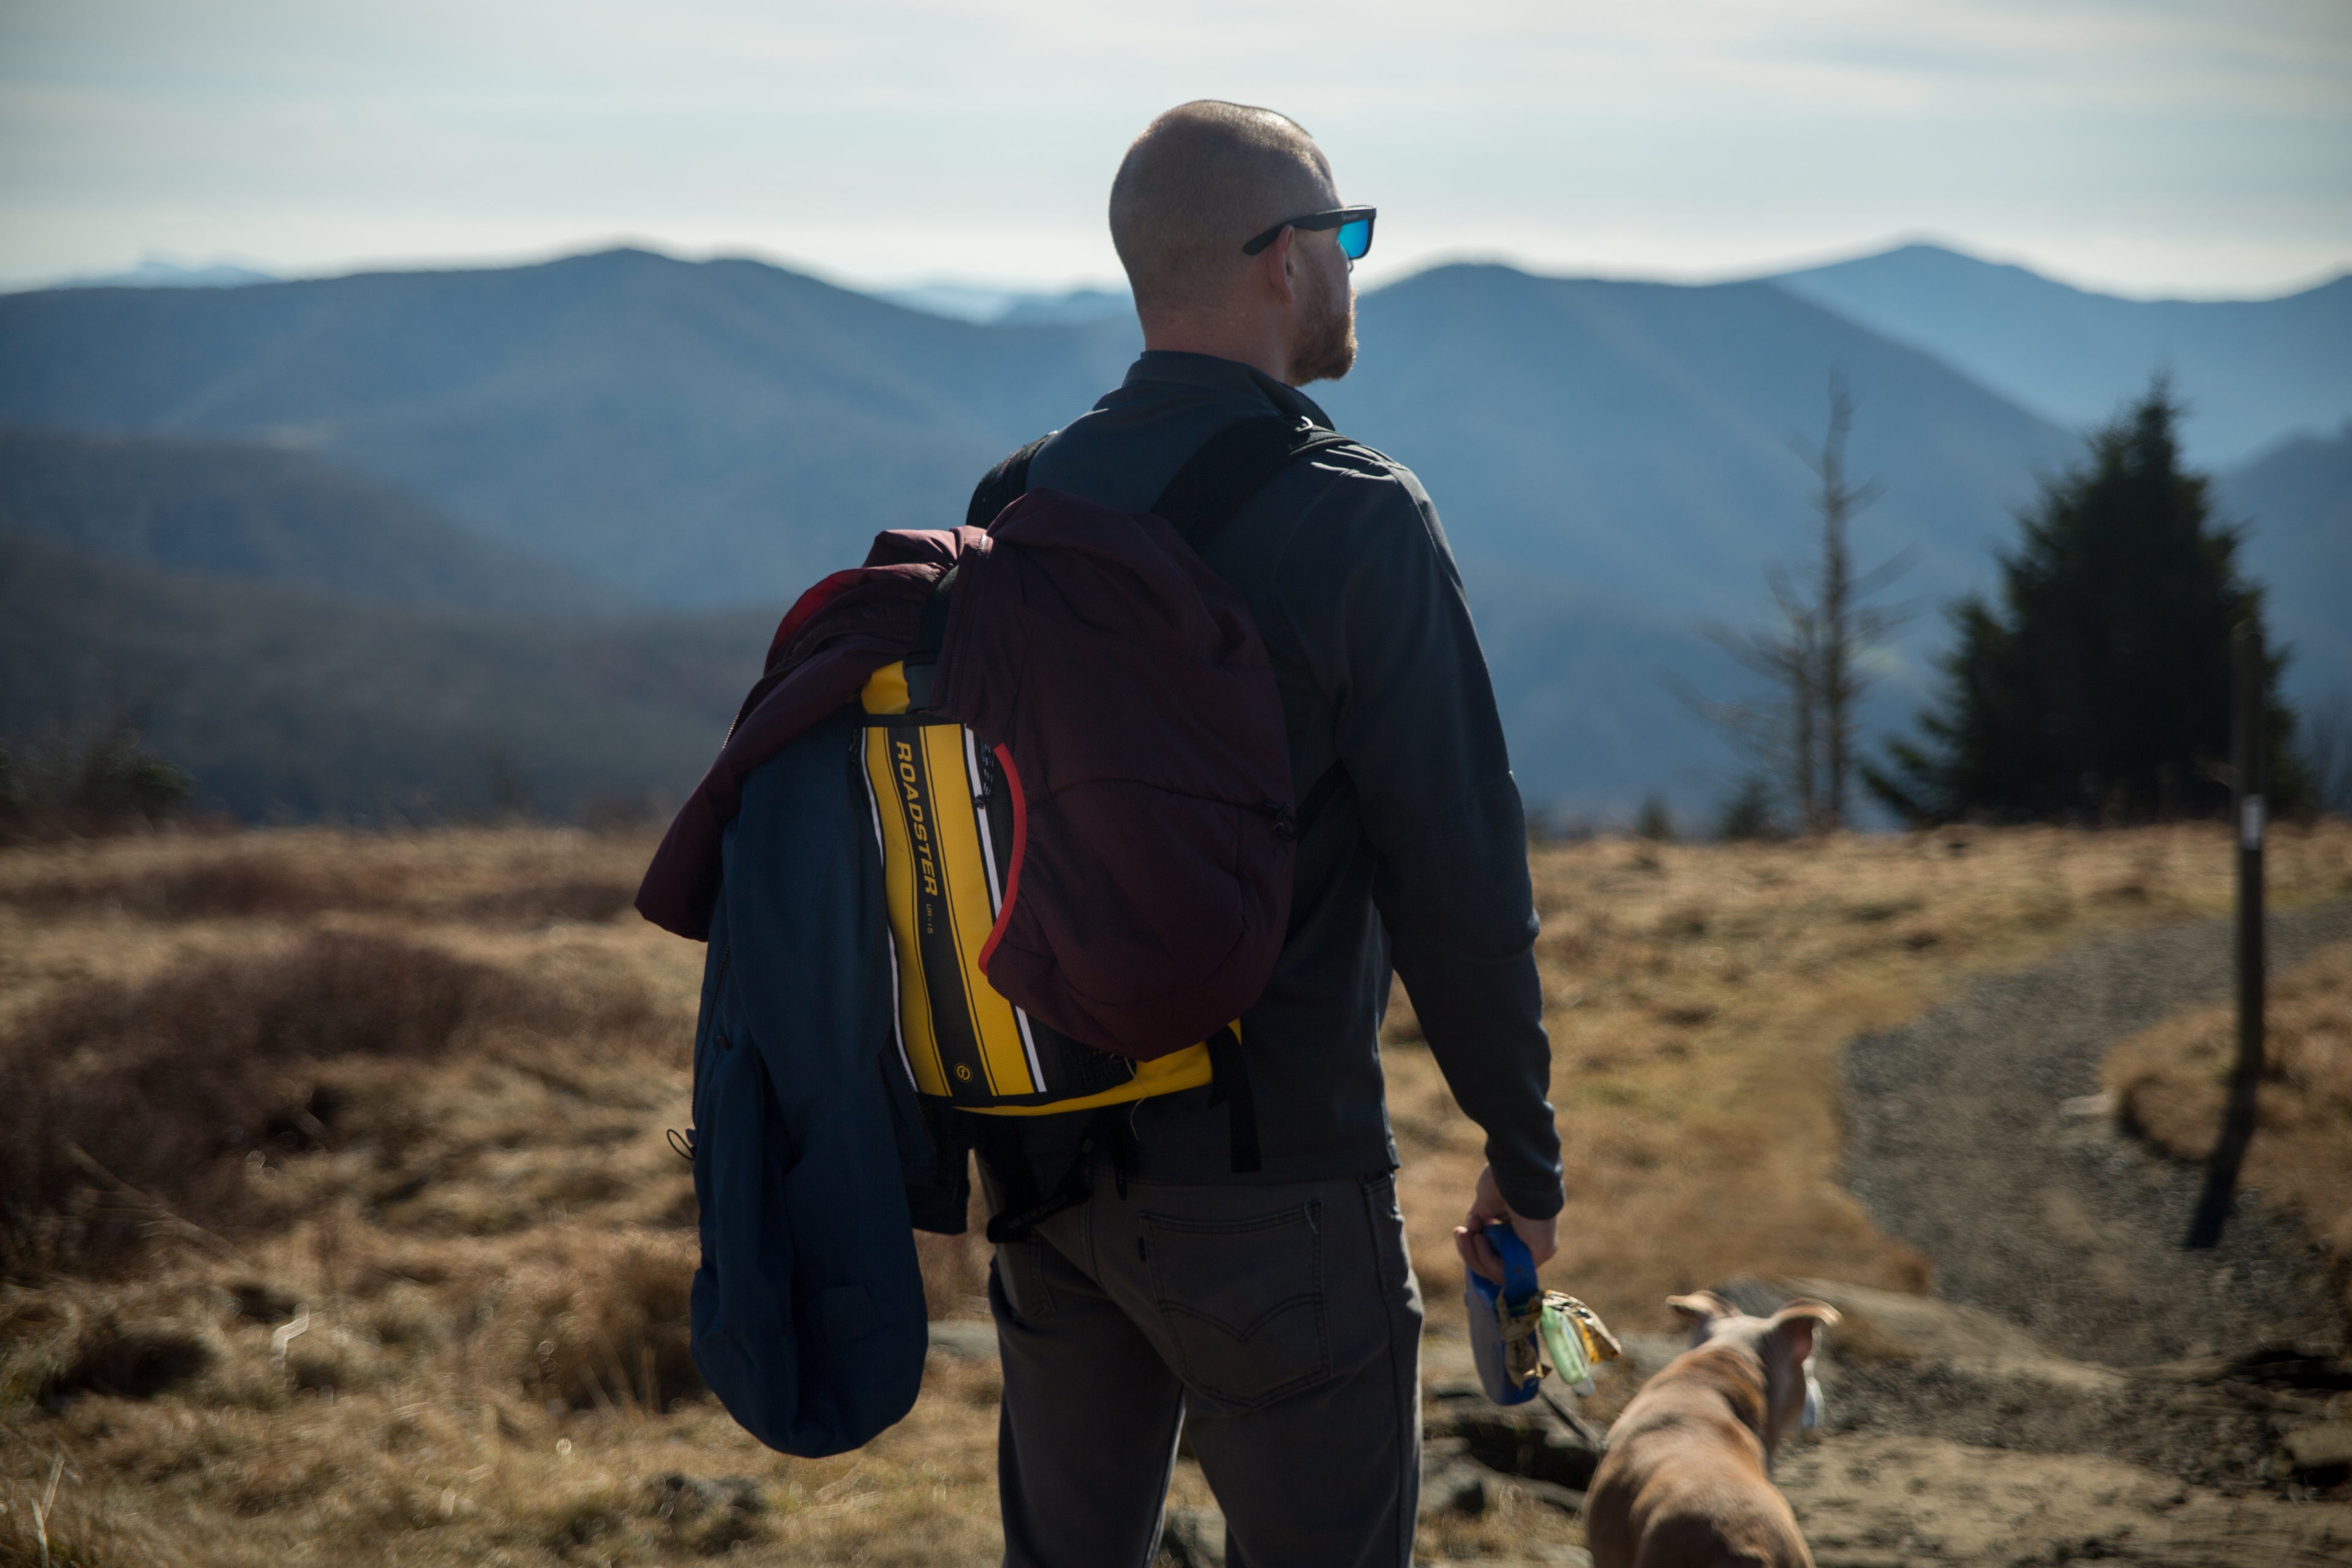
[1667, 1291, 1733, 1326]
[1763, 1299, 1841, 1365]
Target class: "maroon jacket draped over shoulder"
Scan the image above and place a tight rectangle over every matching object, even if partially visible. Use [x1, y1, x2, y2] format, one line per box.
[635, 526, 971, 943]
[635, 491, 1294, 1060]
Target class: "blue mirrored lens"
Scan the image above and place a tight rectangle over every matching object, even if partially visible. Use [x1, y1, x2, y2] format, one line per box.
[1337, 217, 1371, 259]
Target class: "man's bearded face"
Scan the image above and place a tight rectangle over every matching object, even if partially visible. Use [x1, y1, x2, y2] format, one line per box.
[1288, 240, 1357, 386]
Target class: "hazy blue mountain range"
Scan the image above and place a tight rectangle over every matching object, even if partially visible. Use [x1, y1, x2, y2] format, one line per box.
[877, 282, 1133, 326]
[1770, 243, 2352, 468]
[2215, 423, 2352, 711]
[1, 243, 2342, 821]
[19, 258, 278, 292]
[0, 515, 1745, 824]
[0, 527, 763, 821]
[1319, 263, 2080, 637]
[0, 426, 619, 613]
[0, 247, 2079, 633]
[0, 249, 1139, 606]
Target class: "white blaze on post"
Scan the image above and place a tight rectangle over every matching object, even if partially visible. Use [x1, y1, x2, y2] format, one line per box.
[2241, 794, 2265, 850]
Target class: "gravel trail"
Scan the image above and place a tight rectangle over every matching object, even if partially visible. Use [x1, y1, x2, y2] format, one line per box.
[1417, 903, 2352, 1566]
[1842, 897, 2352, 1368]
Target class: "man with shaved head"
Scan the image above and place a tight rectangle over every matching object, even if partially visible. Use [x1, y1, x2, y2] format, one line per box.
[974, 102, 1563, 1568]
[1109, 100, 1359, 386]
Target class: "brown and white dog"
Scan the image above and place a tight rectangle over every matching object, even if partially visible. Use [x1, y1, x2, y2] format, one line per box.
[1583, 1291, 1841, 1568]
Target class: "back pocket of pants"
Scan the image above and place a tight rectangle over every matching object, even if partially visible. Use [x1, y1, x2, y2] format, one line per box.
[1142, 1202, 1329, 1409]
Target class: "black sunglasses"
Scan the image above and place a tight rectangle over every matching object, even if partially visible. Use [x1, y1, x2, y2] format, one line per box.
[1241, 206, 1376, 262]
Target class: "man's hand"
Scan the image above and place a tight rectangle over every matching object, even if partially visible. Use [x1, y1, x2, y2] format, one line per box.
[1453, 1163, 1558, 1285]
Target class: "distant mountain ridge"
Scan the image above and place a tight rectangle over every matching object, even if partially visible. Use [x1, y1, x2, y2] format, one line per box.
[1317, 262, 2079, 630]
[878, 283, 1133, 326]
[0, 520, 1752, 824]
[0, 527, 761, 821]
[0, 426, 620, 613]
[2215, 423, 2352, 709]
[21, 258, 277, 292]
[0, 247, 1139, 606]
[1769, 243, 2352, 466]
[0, 245, 2079, 627]
[1, 243, 2343, 818]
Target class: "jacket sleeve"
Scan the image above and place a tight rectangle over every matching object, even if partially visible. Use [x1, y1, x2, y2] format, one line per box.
[1276, 458, 1564, 1219]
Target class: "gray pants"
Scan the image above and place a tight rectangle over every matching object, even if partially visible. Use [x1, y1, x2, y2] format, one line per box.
[988, 1163, 1425, 1568]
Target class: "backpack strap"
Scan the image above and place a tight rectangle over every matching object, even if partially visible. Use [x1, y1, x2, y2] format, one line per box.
[899, 562, 959, 710]
[1159, 418, 1349, 1177]
[966, 434, 1053, 532]
[1150, 417, 1360, 557]
[1204, 1024, 1262, 1174]
[969, 419, 1356, 551]
[921, 429, 1054, 705]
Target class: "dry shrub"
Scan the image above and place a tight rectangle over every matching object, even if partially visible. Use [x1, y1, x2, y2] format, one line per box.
[0, 855, 374, 921]
[0, 1279, 243, 1415]
[536, 1485, 631, 1556]
[0, 1291, 103, 1405]
[527, 1473, 772, 1562]
[458, 879, 640, 925]
[46, 1318, 218, 1401]
[644, 1473, 771, 1555]
[0, 856, 636, 927]
[2107, 936, 2352, 1283]
[0, 1458, 185, 1568]
[0, 932, 564, 1276]
[519, 1237, 701, 1414]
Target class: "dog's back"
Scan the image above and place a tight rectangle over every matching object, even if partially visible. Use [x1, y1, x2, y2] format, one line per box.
[1584, 1294, 1836, 1568]
[1584, 1343, 1812, 1567]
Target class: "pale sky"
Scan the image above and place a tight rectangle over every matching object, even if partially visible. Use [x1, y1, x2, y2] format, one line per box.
[2, 0, 2347, 299]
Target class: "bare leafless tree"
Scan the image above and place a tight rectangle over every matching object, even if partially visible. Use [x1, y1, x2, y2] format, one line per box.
[1801, 379, 1913, 830]
[1670, 560, 1824, 830]
[1670, 377, 1910, 834]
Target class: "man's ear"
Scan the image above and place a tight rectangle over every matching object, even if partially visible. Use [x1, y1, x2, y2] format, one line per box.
[1764, 1300, 1841, 1366]
[1258, 226, 1298, 306]
[1667, 1291, 1733, 1327]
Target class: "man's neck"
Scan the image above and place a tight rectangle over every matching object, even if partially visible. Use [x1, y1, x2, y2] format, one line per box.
[1139, 315, 1291, 387]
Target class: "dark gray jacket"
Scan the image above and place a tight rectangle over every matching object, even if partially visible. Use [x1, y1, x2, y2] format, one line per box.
[1008, 351, 1563, 1219]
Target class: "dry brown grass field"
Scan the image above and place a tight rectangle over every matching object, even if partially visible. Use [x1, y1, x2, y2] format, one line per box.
[2, 821, 2348, 1566]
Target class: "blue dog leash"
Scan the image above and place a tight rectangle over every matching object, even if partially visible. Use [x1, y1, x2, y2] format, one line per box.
[1464, 1224, 1621, 1406]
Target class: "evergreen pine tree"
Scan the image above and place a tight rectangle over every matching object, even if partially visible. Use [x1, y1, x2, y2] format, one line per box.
[1866, 382, 2296, 824]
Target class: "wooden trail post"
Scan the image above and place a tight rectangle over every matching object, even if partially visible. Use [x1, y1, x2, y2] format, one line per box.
[2186, 621, 2266, 1250]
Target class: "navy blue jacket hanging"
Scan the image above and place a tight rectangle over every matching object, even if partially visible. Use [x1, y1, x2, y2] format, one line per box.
[687, 706, 939, 1457]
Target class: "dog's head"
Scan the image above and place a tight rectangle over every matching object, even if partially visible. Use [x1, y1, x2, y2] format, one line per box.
[1667, 1291, 1841, 1458]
